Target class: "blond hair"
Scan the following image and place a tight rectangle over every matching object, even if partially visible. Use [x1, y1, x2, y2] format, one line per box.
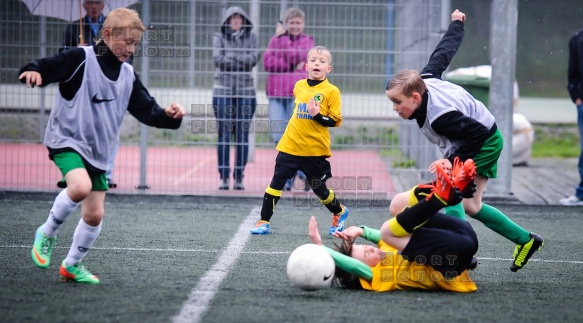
[283, 7, 305, 23]
[307, 46, 332, 64]
[95, 8, 146, 44]
[386, 69, 426, 96]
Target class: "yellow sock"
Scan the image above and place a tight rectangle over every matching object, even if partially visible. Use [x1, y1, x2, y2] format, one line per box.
[387, 218, 409, 237]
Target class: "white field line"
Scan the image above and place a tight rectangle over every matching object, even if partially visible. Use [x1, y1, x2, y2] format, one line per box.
[2, 245, 582, 264]
[1, 245, 287, 254]
[172, 206, 260, 323]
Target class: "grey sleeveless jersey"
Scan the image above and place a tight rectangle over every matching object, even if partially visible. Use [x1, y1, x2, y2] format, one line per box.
[44, 46, 134, 171]
[420, 78, 495, 157]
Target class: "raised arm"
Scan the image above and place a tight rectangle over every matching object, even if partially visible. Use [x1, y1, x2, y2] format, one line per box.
[308, 216, 372, 281]
[420, 9, 466, 78]
[332, 225, 381, 244]
[263, 36, 294, 73]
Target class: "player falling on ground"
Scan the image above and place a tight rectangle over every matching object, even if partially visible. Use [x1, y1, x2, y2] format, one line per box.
[19, 8, 185, 284]
[309, 160, 477, 292]
[251, 46, 349, 235]
[385, 9, 543, 272]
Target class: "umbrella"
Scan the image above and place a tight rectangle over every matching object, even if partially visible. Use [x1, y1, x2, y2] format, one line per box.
[21, 0, 139, 22]
[22, 0, 139, 44]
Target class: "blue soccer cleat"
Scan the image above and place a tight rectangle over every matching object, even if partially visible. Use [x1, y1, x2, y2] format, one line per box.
[329, 205, 349, 235]
[250, 220, 271, 235]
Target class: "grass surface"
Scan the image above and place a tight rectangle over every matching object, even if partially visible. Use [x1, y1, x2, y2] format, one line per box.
[1, 192, 581, 322]
[532, 124, 581, 158]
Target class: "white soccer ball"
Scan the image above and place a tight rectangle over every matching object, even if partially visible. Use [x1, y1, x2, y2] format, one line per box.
[286, 243, 335, 291]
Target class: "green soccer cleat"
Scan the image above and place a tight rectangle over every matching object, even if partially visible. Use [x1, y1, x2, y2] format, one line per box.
[59, 260, 100, 284]
[511, 232, 544, 272]
[31, 225, 56, 269]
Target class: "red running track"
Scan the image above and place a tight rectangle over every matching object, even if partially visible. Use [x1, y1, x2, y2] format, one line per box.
[0, 143, 398, 200]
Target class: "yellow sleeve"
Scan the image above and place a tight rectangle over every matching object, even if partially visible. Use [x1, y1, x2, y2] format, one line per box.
[324, 88, 342, 126]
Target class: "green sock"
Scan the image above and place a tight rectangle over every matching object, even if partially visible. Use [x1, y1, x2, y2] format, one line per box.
[471, 203, 531, 244]
[444, 203, 467, 221]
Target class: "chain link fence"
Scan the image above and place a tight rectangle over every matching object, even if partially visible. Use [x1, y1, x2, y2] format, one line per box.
[1, 0, 447, 200]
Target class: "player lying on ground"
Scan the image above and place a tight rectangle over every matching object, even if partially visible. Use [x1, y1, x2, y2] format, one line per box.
[308, 161, 478, 292]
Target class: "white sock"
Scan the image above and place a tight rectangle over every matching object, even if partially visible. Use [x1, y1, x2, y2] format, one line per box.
[64, 219, 102, 267]
[42, 189, 80, 238]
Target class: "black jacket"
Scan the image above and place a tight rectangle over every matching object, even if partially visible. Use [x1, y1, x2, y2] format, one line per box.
[413, 20, 496, 162]
[19, 43, 181, 130]
[568, 29, 583, 103]
[60, 15, 104, 53]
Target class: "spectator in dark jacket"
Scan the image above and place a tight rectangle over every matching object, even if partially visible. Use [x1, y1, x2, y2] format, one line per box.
[60, 0, 105, 53]
[563, 29, 583, 206]
[212, 6, 259, 190]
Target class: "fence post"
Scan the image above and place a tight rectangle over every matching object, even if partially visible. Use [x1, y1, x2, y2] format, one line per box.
[488, 0, 518, 196]
[248, 0, 261, 162]
[137, 0, 151, 191]
[39, 16, 47, 143]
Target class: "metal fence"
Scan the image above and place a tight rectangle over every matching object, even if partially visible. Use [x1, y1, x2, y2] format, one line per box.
[0, 0, 448, 199]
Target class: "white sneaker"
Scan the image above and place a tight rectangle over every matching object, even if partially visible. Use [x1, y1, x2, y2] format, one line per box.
[559, 195, 583, 206]
[218, 178, 229, 190]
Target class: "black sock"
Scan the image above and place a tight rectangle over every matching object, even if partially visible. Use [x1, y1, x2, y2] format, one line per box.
[395, 196, 444, 232]
[260, 192, 280, 222]
[319, 190, 343, 214]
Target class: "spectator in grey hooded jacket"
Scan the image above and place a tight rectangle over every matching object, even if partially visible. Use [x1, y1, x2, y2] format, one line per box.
[212, 6, 259, 191]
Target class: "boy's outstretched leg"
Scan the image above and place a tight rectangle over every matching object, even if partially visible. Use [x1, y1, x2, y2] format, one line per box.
[511, 232, 544, 272]
[471, 202, 544, 271]
[381, 162, 462, 249]
[461, 158, 544, 271]
[31, 188, 80, 268]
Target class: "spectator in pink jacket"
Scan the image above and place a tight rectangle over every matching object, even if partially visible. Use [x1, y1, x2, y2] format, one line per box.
[263, 7, 314, 190]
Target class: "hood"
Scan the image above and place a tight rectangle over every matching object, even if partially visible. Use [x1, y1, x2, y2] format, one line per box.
[220, 6, 253, 35]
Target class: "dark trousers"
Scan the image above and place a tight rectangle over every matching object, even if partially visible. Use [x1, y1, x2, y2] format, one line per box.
[401, 212, 478, 278]
[212, 96, 256, 181]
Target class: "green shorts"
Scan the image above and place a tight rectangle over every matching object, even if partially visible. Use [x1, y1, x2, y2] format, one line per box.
[473, 129, 503, 179]
[53, 152, 108, 191]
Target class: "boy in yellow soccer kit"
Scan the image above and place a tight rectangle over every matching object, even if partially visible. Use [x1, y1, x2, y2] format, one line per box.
[251, 46, 349, 235]
[309, 162, 477, 292]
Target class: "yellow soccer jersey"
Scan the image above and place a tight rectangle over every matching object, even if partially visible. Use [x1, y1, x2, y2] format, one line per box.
[276, 78, 342, 157]
[359, 241, 477, 293]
